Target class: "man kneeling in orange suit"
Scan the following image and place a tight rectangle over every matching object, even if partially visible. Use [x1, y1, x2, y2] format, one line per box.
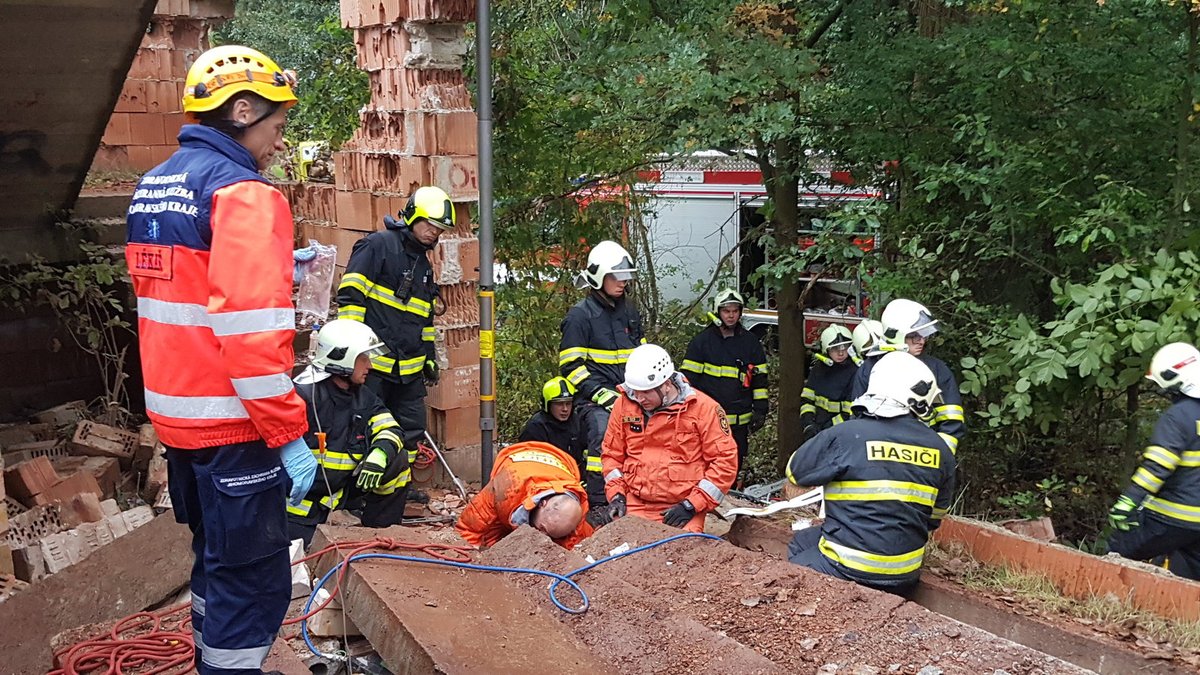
[456, 441, 594, 549]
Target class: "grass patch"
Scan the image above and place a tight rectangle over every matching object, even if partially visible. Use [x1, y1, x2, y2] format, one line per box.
[930, 543, 1200, 652]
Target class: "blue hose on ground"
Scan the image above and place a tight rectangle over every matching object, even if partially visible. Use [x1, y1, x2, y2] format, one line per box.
[302, 531, 723, 657]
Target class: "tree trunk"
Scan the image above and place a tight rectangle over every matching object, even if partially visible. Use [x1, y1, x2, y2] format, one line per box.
[769, 156, 805, 472]
[1123, 384, 1141, 455]
[1172, 3, 1199, 231]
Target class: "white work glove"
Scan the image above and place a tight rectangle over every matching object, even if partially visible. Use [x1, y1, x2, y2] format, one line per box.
[280, 437, 318, 506]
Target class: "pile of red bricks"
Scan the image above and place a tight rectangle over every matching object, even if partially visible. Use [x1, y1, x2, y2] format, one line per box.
[0, 402, 166, 596]
[91, 0, 234, 173]
[283, 0, 482, 457]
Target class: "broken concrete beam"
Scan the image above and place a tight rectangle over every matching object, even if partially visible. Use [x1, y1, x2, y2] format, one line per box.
[32, 401, 86, 428]
[310, 524, 614, 674]
[934, 515, 1200, 622]
[0, 514, 191, 675]
[70, 421, 137, 463]
[50, 456, 120, 500]
[4, 456, 61, 504]
[31, 472, 103, 508]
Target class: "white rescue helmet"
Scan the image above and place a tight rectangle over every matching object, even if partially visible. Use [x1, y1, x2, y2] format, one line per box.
[820, 325, 853, 353]
[852, 319, 884, 355]
[713, 288, 745, 313]
[623, 343, 676, 391]
[881, 299, 939, 347]
[856, 351, 941, 419]
[1147, 342, 1200, 398]
[313, 320, 387, 377]
[579, 240, 637, 290]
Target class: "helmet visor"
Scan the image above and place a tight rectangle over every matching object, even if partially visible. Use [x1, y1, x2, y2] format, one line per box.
[610, 270, 635, 281]
[912, 310, 939, 338]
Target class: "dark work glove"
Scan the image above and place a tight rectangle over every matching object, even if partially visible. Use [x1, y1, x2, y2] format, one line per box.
[423, 359, 440, 385]
[749, 412, 766, 433]
[588, 504, 613, 527]
[661, 499, 695, 528]
[608, 493, 627, 521]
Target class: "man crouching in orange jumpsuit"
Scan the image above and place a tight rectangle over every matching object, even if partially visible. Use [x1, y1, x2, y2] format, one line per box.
[456, 441, 594, 549]
[601, 344, 739, 533]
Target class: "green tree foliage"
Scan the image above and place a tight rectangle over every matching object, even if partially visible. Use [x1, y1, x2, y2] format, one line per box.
[214, 0, 368, 146]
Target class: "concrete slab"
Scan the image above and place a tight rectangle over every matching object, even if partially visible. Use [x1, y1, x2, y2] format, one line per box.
[0, 514, 190, 674]
[309, 524, 613, 675]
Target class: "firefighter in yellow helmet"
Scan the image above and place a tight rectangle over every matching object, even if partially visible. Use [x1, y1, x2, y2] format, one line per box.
[519, 376, 588, 478]
[128, 45, 307, 674]
[336, 185, 455, 515]
[800, 324, 861, 438]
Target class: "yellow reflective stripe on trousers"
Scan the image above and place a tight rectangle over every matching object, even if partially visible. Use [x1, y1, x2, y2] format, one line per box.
[818, 536, 925, 576]
[824, 480, 938, 507]
[585, 454, 602, 473]
[373, 468, 412, 494]
[370, 353, 426, 376]
[1144, 496, 1200, 523]
[286, 490, 344, 517]
[753, 388, 768, 400]
[800, 403, 817, 416]
[1133, 467, 1164, 493]
[422, 326, 436, 342]
[558, 346, 635, 366]
[726, 412, 752, 426]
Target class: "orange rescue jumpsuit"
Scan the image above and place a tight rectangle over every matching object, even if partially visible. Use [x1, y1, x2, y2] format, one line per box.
[601, 385, 739, 533]
[456, 441, 594, 549]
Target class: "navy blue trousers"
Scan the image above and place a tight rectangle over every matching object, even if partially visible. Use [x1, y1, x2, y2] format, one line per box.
[166, 441, 292, 674]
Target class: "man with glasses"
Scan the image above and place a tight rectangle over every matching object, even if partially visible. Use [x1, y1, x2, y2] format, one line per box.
[601, 344, 738, 533]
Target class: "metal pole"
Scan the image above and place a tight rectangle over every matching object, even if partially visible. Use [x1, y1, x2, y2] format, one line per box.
[476, 0, 496, 484]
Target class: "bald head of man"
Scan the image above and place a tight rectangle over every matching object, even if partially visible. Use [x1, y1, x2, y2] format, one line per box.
[531, 493, 585, 541]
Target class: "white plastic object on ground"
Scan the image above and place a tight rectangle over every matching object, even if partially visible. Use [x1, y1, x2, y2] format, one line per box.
[724, 487, 824, 518]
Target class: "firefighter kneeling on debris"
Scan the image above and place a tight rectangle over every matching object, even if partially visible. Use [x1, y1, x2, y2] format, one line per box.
[602, 344, 739, 533]
[786, 351, 956, 596]
[287, 320, 416, 547]
[457, 441, 594, 549]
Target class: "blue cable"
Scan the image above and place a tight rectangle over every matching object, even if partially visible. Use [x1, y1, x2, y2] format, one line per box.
[301, 531, 722, 657]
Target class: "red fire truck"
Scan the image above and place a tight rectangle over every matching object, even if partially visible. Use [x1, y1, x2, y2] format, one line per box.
[635, 152, 881, 347]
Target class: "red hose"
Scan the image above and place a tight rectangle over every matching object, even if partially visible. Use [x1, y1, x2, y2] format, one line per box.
[49, 536, 473, 673]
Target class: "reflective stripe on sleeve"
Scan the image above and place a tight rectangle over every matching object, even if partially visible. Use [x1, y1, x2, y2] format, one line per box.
[1133, 467, 1164, 494]
[337, 305, 366, 321]
[566, 365, 590, 385]
[231, 372, 294, 400]
[604, 469, 623, 484]
[586, 455, 603, 473]
[938, 432, 958, 455]
[1143, 445, 1181, 471]
[698, 478, 724, 504]
[144, 389, 248, 420]
[933, 404, 965, 423]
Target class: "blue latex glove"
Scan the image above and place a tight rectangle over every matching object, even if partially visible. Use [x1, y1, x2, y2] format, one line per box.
[293, 247, 318, 284]
[280, 437, 318, 506]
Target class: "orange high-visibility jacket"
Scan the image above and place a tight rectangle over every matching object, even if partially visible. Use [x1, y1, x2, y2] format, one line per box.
[456, 441, 593, 550]
[601, 385, 738, 511]
[125, 125, 308, 449]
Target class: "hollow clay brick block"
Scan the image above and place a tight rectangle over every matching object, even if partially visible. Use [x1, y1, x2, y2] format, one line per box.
[130, 114, 167, 146]
[4, 457, 61, 505]
[70, 422, 137, 463]
[102, 113, 132, 147]
[32, 401, 85, 428]
[127, 145, 157, 172]
[11, 545, 43, 583]
[429, 404, 480, 450]
[114, 80, 148, 114]
[424, 365, 480, 411]
[31, 473, 103, 509]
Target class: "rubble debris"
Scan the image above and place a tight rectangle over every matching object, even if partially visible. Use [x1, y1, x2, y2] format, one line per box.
[70, 421, 138, 465]
[32, 401, 87, 429]
[4, 456, 62, 504]
[0, 513, 191, 675]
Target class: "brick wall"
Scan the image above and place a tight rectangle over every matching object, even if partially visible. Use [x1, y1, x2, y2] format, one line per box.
[91, 0, 235, 173]
[282, 0, 481, 451]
